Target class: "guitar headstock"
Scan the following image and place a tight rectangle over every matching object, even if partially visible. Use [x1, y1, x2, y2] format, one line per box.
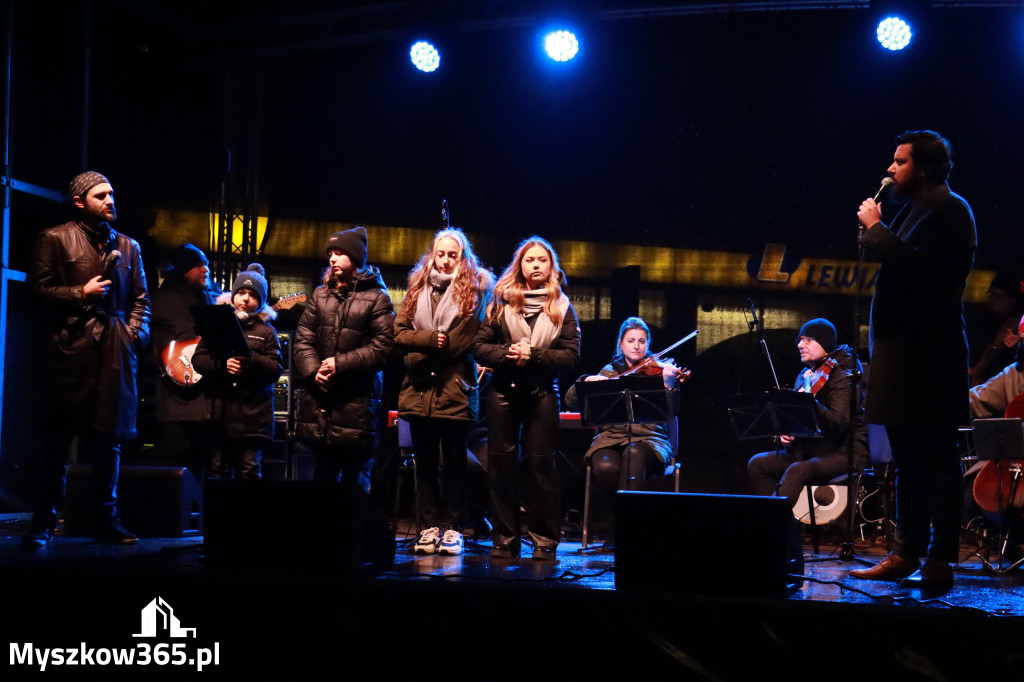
[272, 293, 307, 311]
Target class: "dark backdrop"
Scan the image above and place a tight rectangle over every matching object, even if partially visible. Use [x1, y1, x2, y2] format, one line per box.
[6, 4, 1024, 270]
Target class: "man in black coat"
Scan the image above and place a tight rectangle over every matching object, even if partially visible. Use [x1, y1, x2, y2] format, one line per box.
[850, 131, 976, 589]
[151, 243, 218, 477]
[24, 172, 150, 546]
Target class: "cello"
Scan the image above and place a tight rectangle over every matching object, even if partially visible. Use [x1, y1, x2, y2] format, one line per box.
[971, 393, 1024, 514]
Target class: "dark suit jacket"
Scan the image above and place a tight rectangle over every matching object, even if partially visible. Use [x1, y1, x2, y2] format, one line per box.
[860, 183, 976, 426]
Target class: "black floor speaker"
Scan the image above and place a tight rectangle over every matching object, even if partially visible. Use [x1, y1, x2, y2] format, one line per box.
[63, 465, 202, 537]
[614, 491, 794, 598]
[203, 479, 395, 573]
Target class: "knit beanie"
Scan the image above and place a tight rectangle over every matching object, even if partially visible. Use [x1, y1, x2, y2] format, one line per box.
[798, 318, 837, 353]
[170, 243, 209, 275]
[325, 226, 368, 270]
[68, 171, 109, 201]
[232, 263, 268, 309]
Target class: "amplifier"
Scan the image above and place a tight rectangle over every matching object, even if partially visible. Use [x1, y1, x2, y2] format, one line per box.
[274, 371, 290, 417]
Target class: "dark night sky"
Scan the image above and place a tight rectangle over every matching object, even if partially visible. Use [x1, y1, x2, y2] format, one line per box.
[7, 3, 1024, 270]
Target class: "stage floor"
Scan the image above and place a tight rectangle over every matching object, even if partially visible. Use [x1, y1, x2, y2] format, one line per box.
[2, 515, 1023, 678]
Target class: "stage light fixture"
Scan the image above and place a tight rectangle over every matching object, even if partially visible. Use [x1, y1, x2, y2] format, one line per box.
[410, 41, 440, 72]
[876, 16, 912, 51]
[544, 30, 579, 62]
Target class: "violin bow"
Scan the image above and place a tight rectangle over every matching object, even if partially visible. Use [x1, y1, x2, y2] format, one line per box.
[619, 329, 699, 376]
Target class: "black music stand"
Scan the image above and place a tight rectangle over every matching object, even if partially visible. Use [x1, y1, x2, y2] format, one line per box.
[575, 374, 675, 550]
[191, 304, 251, 360]
[971, 418, 1024, 574]
[576, 374, 674, 429]
[728, 390, 821, 578]
[727, 389, 821, 442]
[190, 304, 252, 483]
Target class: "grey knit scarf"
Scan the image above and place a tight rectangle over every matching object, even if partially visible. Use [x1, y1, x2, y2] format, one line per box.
[503, 289, 569, 349]
[412, 270, 460, 332]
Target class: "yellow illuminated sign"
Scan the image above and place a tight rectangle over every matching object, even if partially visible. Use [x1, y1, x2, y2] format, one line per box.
[148, 210, 991, 304]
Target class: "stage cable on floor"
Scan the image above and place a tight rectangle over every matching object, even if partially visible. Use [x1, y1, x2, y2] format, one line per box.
[794, 573, 1013, 618]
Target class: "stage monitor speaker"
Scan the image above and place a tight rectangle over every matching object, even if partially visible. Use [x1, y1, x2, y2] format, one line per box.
[203, 479, 395, 573]
[615, 491, 794, 598]
[64, 465, 201, 538]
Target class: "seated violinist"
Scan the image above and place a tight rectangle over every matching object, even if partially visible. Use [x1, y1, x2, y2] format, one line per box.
[747, 318, 868, 507]
[566, 317, 689, 547]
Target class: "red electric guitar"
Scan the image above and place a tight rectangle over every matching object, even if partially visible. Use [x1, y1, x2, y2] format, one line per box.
[160, 293, 306, 386]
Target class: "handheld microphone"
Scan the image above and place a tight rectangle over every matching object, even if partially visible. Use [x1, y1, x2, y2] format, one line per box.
[859, 178, 895, 230]
[872, 177, 894, 203]
[103, 249, 121, 280]
[100, 249, 121, 298]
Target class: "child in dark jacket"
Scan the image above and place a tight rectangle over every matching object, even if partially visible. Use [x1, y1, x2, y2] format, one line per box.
[192, 263, 283, 479]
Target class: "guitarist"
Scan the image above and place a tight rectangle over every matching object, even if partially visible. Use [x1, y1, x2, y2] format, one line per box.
[151, 243, 219, 478]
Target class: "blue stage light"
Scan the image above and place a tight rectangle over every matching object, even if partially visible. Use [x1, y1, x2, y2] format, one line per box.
[410, 41, 440, 72]
[876, 17, 912, 51]
[544, 30, 579, 62]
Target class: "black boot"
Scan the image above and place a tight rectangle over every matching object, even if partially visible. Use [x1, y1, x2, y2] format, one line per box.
[22, 527, 52, 548]
[22, 510, 56, 548]
[95, 511, 138, 545]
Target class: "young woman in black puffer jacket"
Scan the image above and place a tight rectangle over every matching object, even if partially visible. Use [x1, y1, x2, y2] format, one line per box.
[293, 227, 395, 491]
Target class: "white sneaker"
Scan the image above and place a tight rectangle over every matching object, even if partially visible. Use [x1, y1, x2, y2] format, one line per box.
[414, 527, 441, 554]
[439, 529, 464, 555]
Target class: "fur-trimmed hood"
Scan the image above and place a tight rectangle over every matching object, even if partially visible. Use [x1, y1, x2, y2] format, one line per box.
[215, 291, 278, 322]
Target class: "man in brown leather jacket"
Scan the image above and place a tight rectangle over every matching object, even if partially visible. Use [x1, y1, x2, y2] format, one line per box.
[24, 171, 150, 547]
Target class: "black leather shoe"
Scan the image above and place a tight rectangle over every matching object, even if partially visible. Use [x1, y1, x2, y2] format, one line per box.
[95, 520, 138, 545]
[21, 528, 52, 548]
[901, 560, 954, 590]
[849, 552, 918, 581]
[490, 542, 520, 559]
[531, 546, 556, 561]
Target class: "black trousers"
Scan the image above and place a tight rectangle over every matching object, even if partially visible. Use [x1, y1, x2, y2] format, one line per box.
[30, 427, 121, 532]
[747, 449, 850, 507]
[313, 441, 374, 493]
[210, 437, 264, 480]
[159, 420, 214, 481]
[407, 417, 469, 531]
[487, 388, 561, 551]
[885, 423, 964, 563]
[590, 441, 664, 497]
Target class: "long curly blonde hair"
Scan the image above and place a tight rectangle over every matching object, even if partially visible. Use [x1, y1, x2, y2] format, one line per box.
[489, 236, 567, 326]
[402, 228, 493, 319]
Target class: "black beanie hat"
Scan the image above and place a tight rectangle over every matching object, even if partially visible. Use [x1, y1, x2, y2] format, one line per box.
[325, 226, 368, 270]
[798, 318, 837, 353]
[232, 263, 269, 309]
[170, 243, 209, 275]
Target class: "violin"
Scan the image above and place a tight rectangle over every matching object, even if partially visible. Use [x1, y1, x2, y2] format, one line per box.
[625, 355, 692, 382]
[798, 357, 838, 396]
[619, 329, 698, 381]
[971, 393, 1024, 515]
